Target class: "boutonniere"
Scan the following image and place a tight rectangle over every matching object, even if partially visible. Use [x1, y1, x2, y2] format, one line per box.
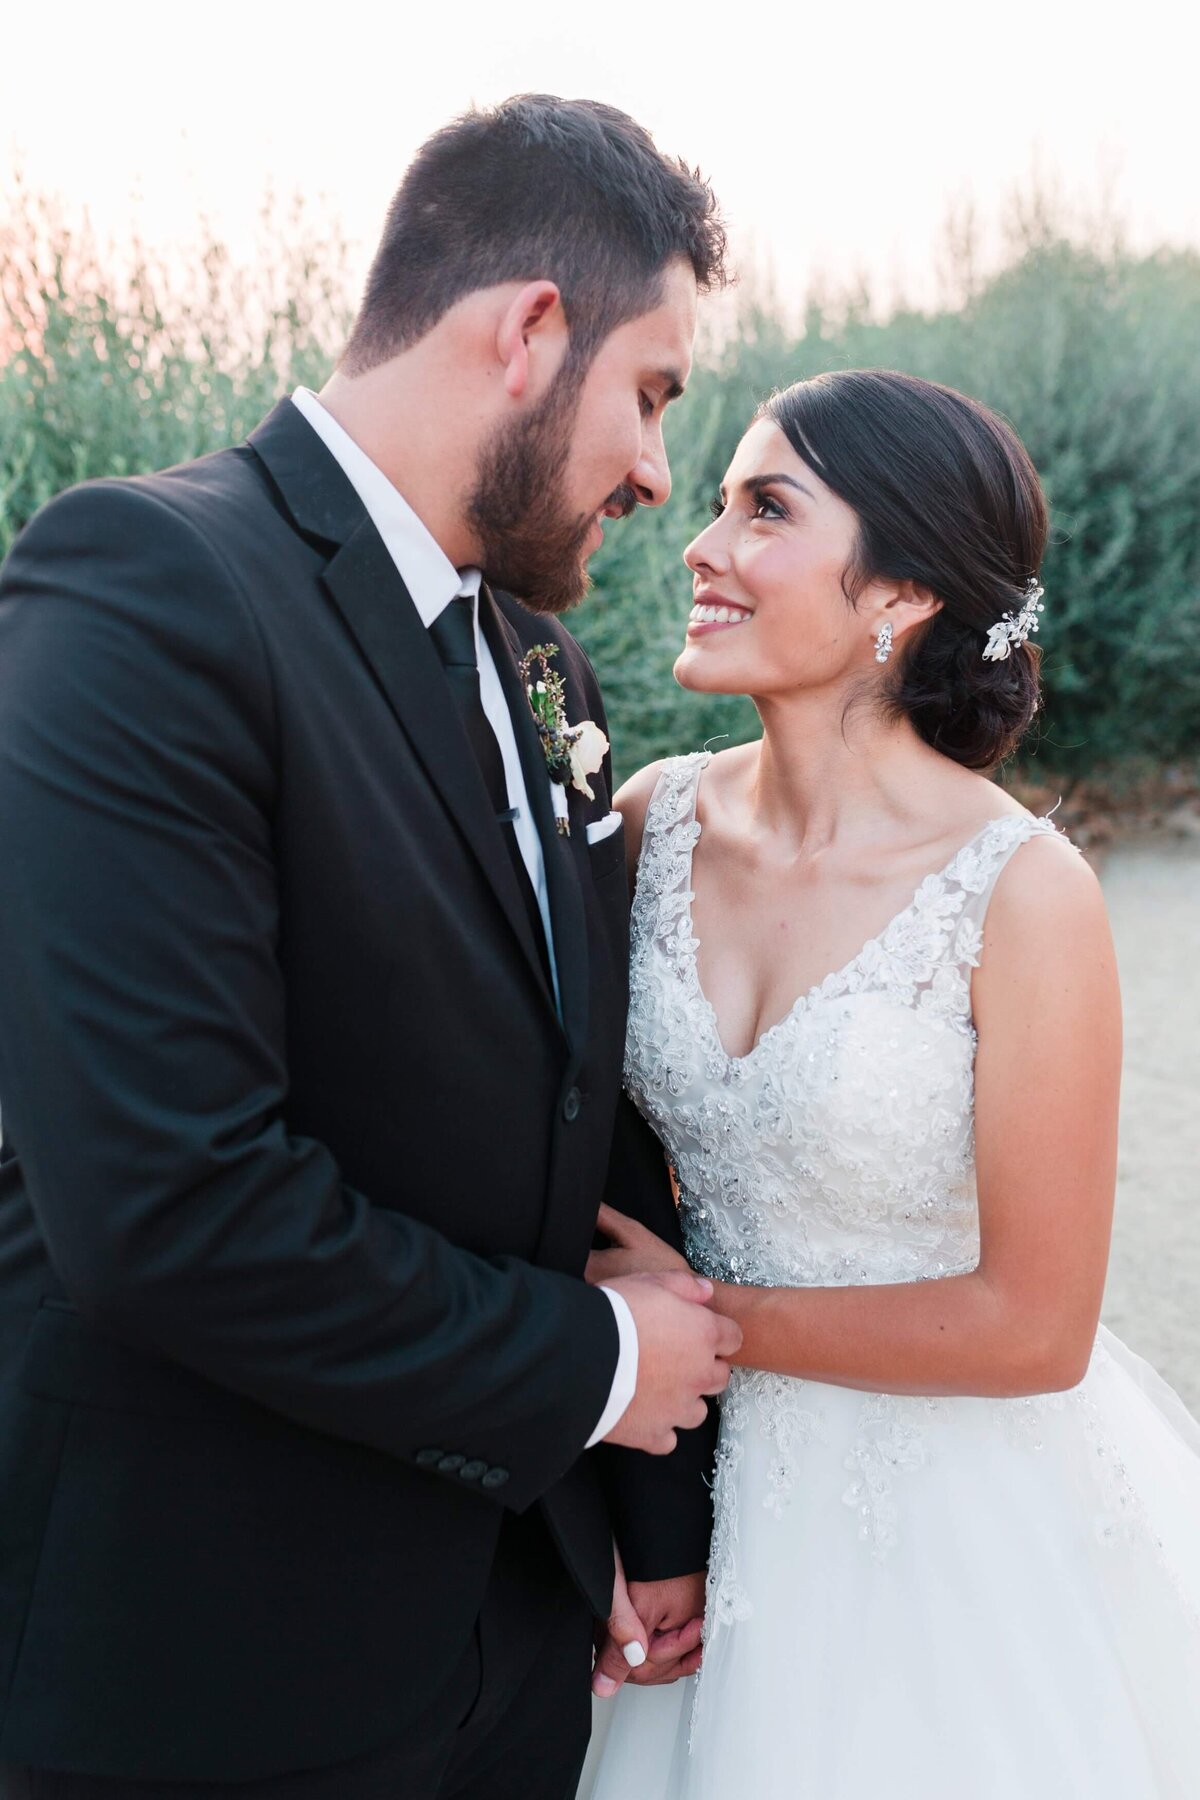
[519, 644, 609, 837]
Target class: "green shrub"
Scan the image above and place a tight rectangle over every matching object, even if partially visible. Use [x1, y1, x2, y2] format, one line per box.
[0, 180, 351, 555]
[577, 219, 1200, 782]
[3, 180, 1197, 786]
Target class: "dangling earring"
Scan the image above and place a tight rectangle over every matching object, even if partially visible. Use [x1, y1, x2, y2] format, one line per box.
[874, 622, 894, 664]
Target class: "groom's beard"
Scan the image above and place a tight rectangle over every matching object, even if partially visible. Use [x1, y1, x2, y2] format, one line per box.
[468, 369, 634, 616]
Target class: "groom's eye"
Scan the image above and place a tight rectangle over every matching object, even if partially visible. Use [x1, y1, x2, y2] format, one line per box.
[639, 391, 654, 419]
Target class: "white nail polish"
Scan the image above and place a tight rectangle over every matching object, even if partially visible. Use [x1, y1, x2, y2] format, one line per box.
[622, 1640, 647, 1668]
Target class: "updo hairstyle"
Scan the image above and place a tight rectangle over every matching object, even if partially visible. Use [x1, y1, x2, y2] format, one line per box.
[762, 370, 1048, 770]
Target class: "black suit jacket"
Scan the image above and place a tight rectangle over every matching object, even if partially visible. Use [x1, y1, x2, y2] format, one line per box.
[0, 400, 716, 1782]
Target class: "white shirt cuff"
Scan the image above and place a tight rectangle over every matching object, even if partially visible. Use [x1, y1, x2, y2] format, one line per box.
[585, 1286, 640, 1448]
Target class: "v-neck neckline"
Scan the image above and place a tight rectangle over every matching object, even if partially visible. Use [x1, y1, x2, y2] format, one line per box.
[682, 765, 1026, 1067]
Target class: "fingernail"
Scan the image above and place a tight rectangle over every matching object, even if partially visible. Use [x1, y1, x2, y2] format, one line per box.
[594, 1674, 619, 1697]
[694, 1277, 713, 1299]
[622, 1641, 647, 1668]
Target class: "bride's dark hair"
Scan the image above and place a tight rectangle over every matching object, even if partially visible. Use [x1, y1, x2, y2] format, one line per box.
[762, 370, 1048, 770]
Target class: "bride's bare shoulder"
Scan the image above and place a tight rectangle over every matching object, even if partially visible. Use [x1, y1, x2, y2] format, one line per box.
[613, 743, 755, 886]
[989, 823, 1104, 914]
[694, 739, 760, 824]
[980, 824, 1113, 998]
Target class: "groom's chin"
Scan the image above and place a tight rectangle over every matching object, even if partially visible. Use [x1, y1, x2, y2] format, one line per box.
[508, 561, 593, 617]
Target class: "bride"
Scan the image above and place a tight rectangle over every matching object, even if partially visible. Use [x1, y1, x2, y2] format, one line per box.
[579, 370, 1200, 1798]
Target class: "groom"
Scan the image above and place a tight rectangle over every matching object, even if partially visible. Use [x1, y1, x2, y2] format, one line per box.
[0, 98, 735, 1798]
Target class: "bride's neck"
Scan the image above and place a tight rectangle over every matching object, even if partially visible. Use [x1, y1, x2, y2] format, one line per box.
[748, 688, 940, 851]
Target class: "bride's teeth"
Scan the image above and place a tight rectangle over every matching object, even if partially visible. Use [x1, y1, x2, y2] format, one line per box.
[689, 603, 750, 625]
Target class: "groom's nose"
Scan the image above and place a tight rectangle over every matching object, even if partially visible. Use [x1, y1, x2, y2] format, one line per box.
[630, 422, 671, 509]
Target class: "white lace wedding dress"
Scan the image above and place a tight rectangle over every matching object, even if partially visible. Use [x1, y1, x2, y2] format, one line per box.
[580, 753, 1200, 1800]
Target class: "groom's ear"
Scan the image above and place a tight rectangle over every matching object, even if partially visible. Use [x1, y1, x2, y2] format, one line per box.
[496, 281, 568, 401]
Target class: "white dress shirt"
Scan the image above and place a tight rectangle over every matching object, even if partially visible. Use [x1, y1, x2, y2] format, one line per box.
[289, 388, 637, 1450]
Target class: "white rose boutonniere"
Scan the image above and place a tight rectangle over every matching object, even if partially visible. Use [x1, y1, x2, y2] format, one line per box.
[566, 719, 608, 801]
[519, 644, 609, 836]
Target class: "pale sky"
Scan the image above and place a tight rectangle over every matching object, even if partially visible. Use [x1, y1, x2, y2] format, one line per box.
[4, 0, 1197, 316]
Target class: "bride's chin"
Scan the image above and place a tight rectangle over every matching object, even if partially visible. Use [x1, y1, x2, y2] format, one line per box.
[672, 647, 748, 694]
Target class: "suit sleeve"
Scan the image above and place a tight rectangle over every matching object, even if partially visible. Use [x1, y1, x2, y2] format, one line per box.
[0, 480, 618, 1514]
[560, 633, 718, 1576]
[594, 1094, 718, 1581]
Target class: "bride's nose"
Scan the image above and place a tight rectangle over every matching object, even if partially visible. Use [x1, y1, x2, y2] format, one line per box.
[683, 517, 730, 577]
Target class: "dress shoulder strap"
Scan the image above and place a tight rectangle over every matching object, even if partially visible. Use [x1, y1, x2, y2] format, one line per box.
[630, 752, 711, 938]
[863, 813, 1073, 1026]
[636, 752, 710, 869]
[951, 812, 1070, 919]
[940, 813, 1075, 992]
[645, 751, 710, 833]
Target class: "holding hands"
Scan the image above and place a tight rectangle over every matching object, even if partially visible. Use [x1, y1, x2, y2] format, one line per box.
[591, 1205, 739, 1456]
[588, 1207, 732, 1694]
[592, 1547, 706, 1699]
[587, 1203, 694, 1283]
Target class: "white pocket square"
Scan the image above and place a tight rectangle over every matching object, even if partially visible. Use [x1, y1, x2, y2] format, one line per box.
[586, 810, 624, 845]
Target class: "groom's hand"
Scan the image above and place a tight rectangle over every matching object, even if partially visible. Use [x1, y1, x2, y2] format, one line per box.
[601, 1272, 740, 1454]
[627, 1572, 706, 1685]
[593, 1563, 706, 1697]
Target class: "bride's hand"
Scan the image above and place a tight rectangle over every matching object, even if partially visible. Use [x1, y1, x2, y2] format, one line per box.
[585, 1203, 692, 1283]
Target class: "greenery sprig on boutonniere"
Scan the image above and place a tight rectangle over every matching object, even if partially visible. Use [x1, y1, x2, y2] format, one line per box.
[519, 644, 609, 837]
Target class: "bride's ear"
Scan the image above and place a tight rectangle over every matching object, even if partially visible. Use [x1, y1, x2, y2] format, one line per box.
[885, 580, 943, 646]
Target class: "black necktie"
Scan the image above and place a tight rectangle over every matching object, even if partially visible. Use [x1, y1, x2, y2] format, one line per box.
[429, 595, 552, 988]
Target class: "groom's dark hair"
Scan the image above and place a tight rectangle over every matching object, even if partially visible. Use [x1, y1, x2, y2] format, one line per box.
[341, 95, 728, 374]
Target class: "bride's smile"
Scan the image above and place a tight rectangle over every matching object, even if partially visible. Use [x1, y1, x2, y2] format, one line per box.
[685, 594, 753, 631]
[674, 415, 939, 702]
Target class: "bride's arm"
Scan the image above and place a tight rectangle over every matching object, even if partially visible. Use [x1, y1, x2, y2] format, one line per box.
[708, 833, 1122, 1399]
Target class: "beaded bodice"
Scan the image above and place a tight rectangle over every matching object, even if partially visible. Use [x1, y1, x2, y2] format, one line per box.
[624, 753, 1061, 1292]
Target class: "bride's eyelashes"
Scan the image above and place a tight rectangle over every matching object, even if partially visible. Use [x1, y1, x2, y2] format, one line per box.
[708, 492, 788, 523]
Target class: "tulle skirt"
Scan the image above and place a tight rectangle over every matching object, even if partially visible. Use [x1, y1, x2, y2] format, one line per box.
[579, 1327, 1200, 1799]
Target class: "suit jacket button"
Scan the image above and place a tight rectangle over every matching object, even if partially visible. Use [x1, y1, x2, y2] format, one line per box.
[437, 1453, 465, 1473]
[562, 1087, 582, 1123]
[416, 1448, 444, 1468]
[459, 1460, 488, 1482]
[480, 1467, 510, 1489]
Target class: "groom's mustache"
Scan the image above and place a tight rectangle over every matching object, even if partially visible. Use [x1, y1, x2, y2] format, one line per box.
[601, 483, 638, 524]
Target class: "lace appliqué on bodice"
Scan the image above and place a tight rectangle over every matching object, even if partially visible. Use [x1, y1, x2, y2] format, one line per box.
[586, 759, 1200, 1793]
[625, 751, 1059, 1299]
[619, 757, 1200, 1761]
[623, 755, 1072, 1647]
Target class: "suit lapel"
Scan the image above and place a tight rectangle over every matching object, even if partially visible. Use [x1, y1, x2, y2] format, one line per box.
[248, 400, 566, 1033]
[320, 521, 555, 1013]
[481, 591, 590, 1059]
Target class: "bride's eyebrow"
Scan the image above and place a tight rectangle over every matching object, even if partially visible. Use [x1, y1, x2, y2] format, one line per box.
[719, 473, 816, 503]
[747, 472, 816, 501]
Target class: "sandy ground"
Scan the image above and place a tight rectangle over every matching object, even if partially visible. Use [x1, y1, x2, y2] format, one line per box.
[1099, 832, 1200, 1410]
